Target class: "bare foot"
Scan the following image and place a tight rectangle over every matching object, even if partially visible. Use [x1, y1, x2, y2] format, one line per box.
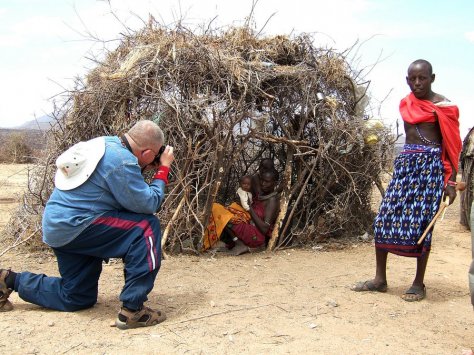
[401, 284, 426, 302]
[214, 241, 233, 253]
[232, 240, 249, 256]
[351, 279, 388, 292]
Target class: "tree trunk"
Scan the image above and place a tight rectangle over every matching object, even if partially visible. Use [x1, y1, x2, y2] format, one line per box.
[267, 148, 294, 251]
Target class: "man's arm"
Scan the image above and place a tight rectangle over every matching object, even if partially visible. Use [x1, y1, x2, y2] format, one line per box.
[104, 146, 173, 214]
[445, 164, 457, 205]
[105, 162, 167, 214]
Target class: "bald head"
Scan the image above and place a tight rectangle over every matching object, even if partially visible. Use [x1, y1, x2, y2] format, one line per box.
[408, 59, 433, 75]
[128, 120, 164, 148]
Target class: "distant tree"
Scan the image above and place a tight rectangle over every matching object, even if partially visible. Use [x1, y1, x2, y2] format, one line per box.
[0, 132, 33, 163]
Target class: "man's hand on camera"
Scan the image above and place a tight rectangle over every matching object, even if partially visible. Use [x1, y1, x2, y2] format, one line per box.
[159, 146, 174, 167]
[152, 146, 174, 184]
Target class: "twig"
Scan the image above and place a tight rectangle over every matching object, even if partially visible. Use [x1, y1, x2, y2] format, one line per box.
[62, 343, 83, 354]
[0, 227, 41, 257]
[164, 303, 279, 325]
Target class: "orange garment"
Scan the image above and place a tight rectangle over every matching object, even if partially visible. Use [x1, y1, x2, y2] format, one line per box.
[202, 202, 250, 251]
[399, 92, 462, 185]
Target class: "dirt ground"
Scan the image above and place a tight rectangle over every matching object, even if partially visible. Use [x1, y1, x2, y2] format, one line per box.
[0, 164, 473, 354]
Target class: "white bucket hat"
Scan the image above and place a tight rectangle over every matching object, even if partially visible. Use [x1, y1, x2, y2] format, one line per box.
[54, 137, 106, 191]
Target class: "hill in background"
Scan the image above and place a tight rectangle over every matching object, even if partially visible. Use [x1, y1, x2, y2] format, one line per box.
[0, 115, 52, 157]
[16, 115, 55, 131]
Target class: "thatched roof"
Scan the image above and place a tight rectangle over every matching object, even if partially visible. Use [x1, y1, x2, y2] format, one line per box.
[3, 21, 393, 253]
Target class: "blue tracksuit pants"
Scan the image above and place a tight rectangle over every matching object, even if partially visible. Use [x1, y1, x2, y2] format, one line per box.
[14, 210, 161, 311]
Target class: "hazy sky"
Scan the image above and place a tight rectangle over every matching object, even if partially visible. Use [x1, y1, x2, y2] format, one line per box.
[1, 0, 473, 137]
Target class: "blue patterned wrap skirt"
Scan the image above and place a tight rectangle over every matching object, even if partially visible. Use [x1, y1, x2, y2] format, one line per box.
[374, 144, 444, 257]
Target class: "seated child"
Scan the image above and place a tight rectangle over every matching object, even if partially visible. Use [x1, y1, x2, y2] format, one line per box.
[236, 175, 253, 211]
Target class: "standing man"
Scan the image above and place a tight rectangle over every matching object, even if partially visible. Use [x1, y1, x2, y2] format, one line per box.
[352, 59, 462, 301]
[460, 127, 474, 227]
[460, 126, 474, 309]
[0, 120, 174, 329]
[470, 205, 474, 310]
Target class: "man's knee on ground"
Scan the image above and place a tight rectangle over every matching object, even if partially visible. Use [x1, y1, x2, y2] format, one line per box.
[60, 299, 96, 312]
[60, 286, 98, 311]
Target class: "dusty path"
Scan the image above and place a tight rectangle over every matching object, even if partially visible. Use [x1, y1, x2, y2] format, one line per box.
[0, 165, 473, 354]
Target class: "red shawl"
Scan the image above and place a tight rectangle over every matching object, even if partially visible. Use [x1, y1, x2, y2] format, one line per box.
[399, 92, 462, 186]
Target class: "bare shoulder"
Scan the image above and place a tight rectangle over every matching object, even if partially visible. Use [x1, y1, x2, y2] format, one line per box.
[266, 194, 280, 208]
[272, 195, 280, 204]
[432, 92, 450, 103]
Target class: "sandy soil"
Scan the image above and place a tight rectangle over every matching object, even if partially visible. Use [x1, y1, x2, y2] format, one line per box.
[0, 165, 473, 354]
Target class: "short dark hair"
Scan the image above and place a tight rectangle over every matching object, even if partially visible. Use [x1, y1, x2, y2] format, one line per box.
[259, 158, 275, 171]
[410, 59, 433, 75]
[239, 175, 251, 183]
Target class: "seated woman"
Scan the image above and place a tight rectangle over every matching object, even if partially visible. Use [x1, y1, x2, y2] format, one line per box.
[203, 169, 280, 255]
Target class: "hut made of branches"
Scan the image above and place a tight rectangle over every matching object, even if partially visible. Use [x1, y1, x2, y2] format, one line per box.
[4, 22, 393, 253]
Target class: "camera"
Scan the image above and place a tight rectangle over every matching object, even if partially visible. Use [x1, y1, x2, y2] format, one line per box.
[153, 146, 166, 165]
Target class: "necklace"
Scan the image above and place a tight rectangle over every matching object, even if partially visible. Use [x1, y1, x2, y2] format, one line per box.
[258, 191, 278, 201]
[415, 125, 441, 146]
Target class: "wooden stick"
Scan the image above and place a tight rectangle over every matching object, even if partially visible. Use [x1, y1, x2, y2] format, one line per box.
[161, 191, 187, 259]
[163, 303, 276, 326]
[417, 182, 466, 245]
[267, 150, 293, 251]
[417, 202, 448, 245]
[0, 227, 41, 257]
